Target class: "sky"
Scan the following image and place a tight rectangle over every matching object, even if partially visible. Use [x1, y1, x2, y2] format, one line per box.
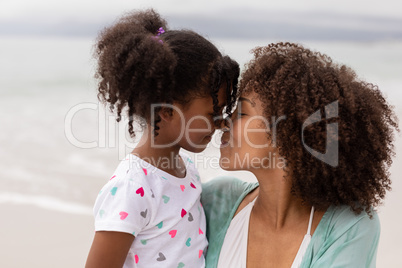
[1, 0, 402, 40]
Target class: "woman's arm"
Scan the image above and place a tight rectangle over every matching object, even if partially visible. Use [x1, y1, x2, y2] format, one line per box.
[85, 231, 135, 268]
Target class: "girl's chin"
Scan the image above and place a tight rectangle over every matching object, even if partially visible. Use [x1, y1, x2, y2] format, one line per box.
[189, 146, 208, 153]
[182, 143, 208, 153]
[204, 135, 212, 142]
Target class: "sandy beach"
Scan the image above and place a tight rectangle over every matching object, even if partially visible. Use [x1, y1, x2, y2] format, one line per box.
[0, 204, 94, 268]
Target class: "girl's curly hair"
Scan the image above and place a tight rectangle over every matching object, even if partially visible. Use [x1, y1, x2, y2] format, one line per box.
[240, 42, 399, 215]
[94, 9, 239, 137]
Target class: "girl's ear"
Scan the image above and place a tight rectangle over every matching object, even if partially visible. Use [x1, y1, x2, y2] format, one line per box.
[159, 106, 174, 122]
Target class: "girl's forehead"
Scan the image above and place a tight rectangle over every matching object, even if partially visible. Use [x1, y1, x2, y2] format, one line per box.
[178, 84, 229, 115]
[178, 95, 219, 112]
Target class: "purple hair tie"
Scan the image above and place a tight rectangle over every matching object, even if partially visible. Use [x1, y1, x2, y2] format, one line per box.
[151, 27, 165, 44]
[156, 27, 165, 36]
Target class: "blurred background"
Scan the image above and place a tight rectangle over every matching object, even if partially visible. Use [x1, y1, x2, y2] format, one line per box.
[1, 0, 401, 267]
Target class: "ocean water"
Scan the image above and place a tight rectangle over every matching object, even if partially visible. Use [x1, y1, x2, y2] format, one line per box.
[1, 36, 401, 266]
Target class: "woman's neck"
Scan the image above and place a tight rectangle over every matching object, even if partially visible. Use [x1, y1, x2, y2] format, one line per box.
[251, 168, 311, 230]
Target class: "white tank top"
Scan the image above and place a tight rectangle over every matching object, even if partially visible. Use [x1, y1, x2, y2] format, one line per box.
[218, 198, 315, 268]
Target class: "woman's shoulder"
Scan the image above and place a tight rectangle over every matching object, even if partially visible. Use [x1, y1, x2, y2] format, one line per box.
[324, 205, 380, 234]
[303, 206, 380, 267]
[312, 205, 380, 250]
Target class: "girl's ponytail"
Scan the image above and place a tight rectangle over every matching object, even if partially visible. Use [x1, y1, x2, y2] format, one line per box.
[94, 9, 176, 137]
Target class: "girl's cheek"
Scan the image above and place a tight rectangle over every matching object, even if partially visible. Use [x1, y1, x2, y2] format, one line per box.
[188, 118, 212, 131]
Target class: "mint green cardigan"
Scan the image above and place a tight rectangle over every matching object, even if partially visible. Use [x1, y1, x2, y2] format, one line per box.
[201, 177, 380, 268]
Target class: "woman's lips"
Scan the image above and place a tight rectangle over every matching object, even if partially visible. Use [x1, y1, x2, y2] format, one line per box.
[221, 131, 230, 147]
[220, 137, 229, 147]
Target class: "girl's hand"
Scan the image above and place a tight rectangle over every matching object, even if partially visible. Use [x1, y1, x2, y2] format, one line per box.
[85, 231, 135, 268]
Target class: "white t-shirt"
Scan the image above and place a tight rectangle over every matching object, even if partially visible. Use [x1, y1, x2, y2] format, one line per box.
[93, 152, 208, 268]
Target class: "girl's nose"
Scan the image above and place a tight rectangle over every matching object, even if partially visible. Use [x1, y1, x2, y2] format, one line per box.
[213, 117, 225, 129]
[219, 117, 231, 130]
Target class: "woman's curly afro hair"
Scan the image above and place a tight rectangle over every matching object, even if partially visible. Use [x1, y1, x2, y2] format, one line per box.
[94, 9, 239, 137]
[240, 42, 399, 215]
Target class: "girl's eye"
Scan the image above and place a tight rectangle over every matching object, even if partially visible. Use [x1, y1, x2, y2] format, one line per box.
[209, 113, 220, 119]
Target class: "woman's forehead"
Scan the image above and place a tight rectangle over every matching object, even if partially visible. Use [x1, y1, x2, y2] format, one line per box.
[239, 92, 259, 107]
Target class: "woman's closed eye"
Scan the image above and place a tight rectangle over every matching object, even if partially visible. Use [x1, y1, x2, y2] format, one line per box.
[230, 110, 247, 120]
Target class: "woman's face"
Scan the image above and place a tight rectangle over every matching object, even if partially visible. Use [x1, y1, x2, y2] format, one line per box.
[220, 91, 284, 171]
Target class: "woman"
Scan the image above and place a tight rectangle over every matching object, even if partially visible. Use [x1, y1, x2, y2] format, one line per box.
[202, 43, 399, 267]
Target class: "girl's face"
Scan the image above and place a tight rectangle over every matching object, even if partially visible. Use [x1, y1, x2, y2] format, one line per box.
[220, 91, 282, 170]
[168, 87, 227, 153]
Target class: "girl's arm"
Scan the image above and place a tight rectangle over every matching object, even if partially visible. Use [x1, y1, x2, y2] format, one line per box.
[85, 231, 135, 268]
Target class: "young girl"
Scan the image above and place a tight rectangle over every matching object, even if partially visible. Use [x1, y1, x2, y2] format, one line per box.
[85, 9, 239, 268]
